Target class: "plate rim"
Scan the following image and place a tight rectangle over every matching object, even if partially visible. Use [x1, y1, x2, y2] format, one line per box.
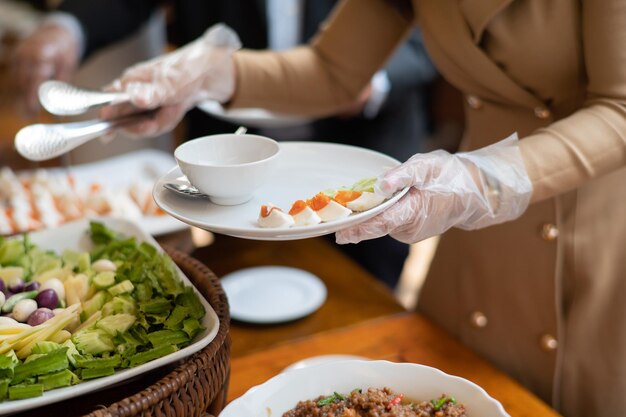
[152, 141, 409, 241]
[221, 265, 327, 324]
[0, 217, 219, 415]
[196, 100, 312, 128]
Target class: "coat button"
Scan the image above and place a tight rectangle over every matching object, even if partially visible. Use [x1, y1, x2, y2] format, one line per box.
[540, 334, 558, 352]
[540, 223, 559, 241]
[469, 311, 488, 328]
[534, 107, 551, 119]
[466, 95, 483, 109]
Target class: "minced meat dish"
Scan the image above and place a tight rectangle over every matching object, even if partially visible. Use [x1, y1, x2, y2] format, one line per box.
[282, 387, 468, 417]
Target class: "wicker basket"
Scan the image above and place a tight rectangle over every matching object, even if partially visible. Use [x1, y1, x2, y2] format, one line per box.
[83, 246, 231, 417]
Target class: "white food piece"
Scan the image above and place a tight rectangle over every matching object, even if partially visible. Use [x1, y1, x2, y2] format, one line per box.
[315, 200, 352, 222]
[129, 180, 161, 215]
[346, 192, 386, 212]
[258, 205, 295, 228]
[31, 183, 64, 228]
[292, 206, 322, 226]
[12, 299, 38, 322]
[92, 259, 117, 273]
[41, 277, 66, 301]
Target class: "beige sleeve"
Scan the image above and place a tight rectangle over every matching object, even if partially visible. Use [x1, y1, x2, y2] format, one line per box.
[228, 0, 413, 117]
[521, 0, 626, 203]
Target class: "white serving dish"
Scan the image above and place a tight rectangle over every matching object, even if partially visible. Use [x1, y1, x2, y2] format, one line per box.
[219, 360, 510, 417]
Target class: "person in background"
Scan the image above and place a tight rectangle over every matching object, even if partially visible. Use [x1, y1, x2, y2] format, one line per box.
[13, 0, 438, 288]
[90, 1, 626, 416]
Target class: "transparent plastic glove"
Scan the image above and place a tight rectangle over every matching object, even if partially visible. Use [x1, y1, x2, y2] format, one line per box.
[12, 20, 81, 116]
[101, 23, 241, 138]
[336, 134, 533, 244]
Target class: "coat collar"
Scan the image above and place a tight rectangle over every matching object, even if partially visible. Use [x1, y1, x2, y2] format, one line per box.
[458, 0, 513, 44]
[416, 0, 542, 109]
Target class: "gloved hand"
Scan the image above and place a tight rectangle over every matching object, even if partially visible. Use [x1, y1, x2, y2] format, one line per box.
[12, 19, 81, 116]
[101, 23, 241, 138]
[336, 134, 533, 244]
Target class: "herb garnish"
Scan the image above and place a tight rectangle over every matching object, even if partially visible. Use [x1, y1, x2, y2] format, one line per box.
[317, 392, 346, 406]
[431, 396, 457, 410]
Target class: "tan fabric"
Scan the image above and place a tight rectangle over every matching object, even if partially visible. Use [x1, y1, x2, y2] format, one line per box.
[231, 1, 626, 416]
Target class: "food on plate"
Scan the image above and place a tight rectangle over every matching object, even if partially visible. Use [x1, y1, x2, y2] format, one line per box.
[0, 167, 165, 236]
[333, 190, 385, 212]
[256, 177, 387, 228]
[0, 222, 205, 401]
[307, 193, 352, 222]
[258, 204, 295, 228]
[288, 200, 321, 226]
[283, 387, 467, 417]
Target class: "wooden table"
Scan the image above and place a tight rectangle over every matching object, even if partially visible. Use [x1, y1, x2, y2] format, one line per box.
[228, 313, 562, 417]
[189, 233, 405, 358]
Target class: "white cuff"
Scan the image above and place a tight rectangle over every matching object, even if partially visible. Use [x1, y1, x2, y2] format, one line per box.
[363, 70, 391, 119]
[43, 12, 86, 59]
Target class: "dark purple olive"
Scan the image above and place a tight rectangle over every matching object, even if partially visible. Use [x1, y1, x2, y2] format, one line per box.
[35, 289, 59, 310]
[8, 277, 25, 293]
[26, 308, 54, 326]
[25, 281, 41, 292]
[0, 280, 5, 294]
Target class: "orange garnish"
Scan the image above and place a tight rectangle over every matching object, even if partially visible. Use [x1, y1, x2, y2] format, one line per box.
[289, 200, 308, 215]
[260, 205, 282, 217]
[333, 190, 362, 206]
[307, 193, 330, 211]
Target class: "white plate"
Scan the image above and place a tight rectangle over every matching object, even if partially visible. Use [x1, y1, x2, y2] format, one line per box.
[15, 149, 187, 236]
[0, 217, 220, 416]
[153, 142, 409, 241]
[220, 360, 510, 417]
[221, 266, 327, 324]
[283, 355, 369, 373]
[196, 100, 312, 129]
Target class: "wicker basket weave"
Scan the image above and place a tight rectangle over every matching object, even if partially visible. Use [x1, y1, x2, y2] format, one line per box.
[82, 246, 231, 417]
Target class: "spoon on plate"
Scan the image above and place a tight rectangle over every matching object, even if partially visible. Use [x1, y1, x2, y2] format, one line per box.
[14, 110, 156, 161]
[38, 80, 130, 116]
[163, 182, 209, 198]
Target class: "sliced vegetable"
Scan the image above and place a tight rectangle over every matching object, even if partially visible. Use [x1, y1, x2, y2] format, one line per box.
[8, 384, 43, 400]
[38, 369, 79, 390]
[12, 347, 68, 384]
[129, 344, 178, 367]
[80, 367, 115, 380]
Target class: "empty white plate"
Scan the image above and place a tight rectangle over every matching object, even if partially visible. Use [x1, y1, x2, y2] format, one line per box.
[197, 100, 312, 129]
[221, 266, 327, 324]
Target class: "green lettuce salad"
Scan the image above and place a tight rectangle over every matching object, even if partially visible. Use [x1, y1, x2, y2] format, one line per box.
[0, 222, 205, 401]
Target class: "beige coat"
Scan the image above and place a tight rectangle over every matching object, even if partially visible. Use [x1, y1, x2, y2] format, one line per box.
[230, 1, 626, 416]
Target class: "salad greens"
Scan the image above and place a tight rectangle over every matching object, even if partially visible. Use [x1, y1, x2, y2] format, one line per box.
[0, 222, 206, 401]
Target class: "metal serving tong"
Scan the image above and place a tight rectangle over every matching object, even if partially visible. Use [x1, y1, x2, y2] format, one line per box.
[38, 80, 130, 116]
[14, 111, 156, 161]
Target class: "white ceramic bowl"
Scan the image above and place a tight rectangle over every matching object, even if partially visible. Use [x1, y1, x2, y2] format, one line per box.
[219, 360, 510, 417]
[174, 133, 280, 205]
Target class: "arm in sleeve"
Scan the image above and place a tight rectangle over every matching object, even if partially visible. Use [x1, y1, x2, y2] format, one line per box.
[521, 0, 626, 203]
[57, 0, 160, 57]
[229, 0, 414, 117]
